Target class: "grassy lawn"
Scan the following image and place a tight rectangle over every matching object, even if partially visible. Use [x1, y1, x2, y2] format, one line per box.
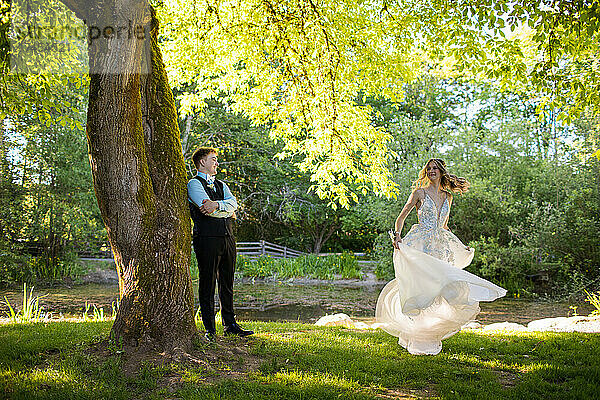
[0, 321, 599, 399]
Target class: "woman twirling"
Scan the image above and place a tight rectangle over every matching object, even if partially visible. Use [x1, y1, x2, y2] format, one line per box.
[375, 158, 506, 355]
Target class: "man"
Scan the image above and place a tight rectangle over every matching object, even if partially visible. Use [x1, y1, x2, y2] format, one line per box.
[188, 147, 253, 340]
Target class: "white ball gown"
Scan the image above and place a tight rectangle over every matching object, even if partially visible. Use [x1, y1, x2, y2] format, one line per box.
[376, 192, 507, 355]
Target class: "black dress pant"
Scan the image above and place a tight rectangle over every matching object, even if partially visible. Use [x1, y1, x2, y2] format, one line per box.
[193, 235, 236, 332]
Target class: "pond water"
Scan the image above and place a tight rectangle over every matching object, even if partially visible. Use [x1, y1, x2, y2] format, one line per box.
[0, 282, 593, 324]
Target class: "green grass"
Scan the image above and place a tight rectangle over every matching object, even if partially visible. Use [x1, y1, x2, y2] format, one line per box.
[1, 321, 599, 399]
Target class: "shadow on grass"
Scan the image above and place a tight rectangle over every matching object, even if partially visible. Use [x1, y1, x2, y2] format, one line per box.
[0, 321, 598, 399]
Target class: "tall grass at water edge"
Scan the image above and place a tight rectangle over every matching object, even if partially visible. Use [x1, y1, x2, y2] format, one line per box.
[2, 283, 120, 323]
[236, 253, 361, 280]
[585, 290, 600, 316]
[81, 300, 120, 322]
[2, 283, 49, 323]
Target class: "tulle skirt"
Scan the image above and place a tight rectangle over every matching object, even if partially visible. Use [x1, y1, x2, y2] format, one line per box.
[376, 242, 506, 355]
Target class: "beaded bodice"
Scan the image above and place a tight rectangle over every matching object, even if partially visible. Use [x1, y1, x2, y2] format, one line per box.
[404, 190, 454, 264]
[417, 192, 449, 230]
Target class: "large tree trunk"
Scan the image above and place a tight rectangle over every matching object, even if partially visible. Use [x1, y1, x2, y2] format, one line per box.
[61, 0, 196, 350]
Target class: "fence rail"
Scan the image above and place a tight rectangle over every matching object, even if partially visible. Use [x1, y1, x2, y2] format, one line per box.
[237, 240, 304, 259]
[318, 252, 367, 257]
[78, 240, 306, 260]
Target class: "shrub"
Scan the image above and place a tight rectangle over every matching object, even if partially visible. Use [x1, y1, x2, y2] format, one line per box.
[0, 245, 29, 286]
[372, 233, 394, 281]
[236, 253, 361, 279]
[0, 240, 82, 286]
[468, 237, 537, 296]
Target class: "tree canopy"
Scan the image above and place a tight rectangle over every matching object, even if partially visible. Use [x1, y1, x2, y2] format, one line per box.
[158, 0, 600, 207]
[3, 0, 599, 207]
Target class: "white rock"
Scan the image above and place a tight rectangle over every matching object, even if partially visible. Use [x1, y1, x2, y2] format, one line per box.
[570, 316, 600, 333]
[315, 313, 354, 328]
[353, 321, 370, 330]
[482, 322, 528, 331]
[527, 317, 571, 332]
[528, 316, 600, 333]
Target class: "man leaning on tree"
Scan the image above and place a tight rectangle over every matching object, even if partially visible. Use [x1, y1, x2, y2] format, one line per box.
[187, 147, 253, 341]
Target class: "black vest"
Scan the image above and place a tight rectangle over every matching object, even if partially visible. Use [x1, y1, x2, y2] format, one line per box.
[189, 176, 234, 237]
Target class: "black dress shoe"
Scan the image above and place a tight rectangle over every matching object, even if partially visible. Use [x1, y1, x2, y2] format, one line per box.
[224, 322, 254, 337]
[204, 331, 216, 341]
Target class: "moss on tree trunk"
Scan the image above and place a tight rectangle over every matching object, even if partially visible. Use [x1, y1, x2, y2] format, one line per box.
[62, 0, 196, 350]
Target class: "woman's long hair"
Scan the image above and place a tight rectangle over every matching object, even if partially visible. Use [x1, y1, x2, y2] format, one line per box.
[412, 158, 470, 194]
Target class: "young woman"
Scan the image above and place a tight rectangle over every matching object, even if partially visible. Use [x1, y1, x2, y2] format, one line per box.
[375, 158, 506, 355]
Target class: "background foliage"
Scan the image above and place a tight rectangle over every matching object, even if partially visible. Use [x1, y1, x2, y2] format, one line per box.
[0, 0, 599, 299]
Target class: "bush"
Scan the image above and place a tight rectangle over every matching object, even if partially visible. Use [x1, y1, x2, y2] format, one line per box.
[28, 252, 82, 282]
[236, 253, 361, 280]
[0, 244, 29, 286]
[467, 237, 537, 296]
[372, 233, 394, 281]
[0, 240, 82, 286]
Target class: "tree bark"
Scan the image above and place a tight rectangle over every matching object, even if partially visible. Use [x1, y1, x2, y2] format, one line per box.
[61, 0, 196, 350]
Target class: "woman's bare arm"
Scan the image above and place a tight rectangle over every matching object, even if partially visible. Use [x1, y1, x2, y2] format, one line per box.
[393, 189, 423, 249]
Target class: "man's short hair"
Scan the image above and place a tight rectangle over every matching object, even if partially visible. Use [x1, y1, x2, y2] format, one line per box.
[192, 147, 218, 169]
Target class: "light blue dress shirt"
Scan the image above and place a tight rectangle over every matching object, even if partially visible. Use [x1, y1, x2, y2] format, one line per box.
[187, 172, 238, 218]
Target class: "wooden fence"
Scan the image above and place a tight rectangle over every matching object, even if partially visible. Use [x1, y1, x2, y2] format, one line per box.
[78, 240, 305, 260]
[237, 240, 304, 260]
